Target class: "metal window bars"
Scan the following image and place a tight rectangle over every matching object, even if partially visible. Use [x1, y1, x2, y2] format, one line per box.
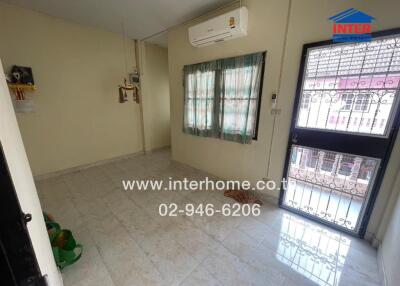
[296, 36, 400, 136]
[284, 146, 379, 231]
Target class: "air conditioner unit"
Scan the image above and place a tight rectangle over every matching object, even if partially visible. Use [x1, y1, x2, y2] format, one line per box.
[189, 7, 248, 47]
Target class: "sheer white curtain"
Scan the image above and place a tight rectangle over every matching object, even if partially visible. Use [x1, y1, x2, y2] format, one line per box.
[183, 61, 216, 137]
[218, 53, 264, 143]
[183, 52, 264, 144]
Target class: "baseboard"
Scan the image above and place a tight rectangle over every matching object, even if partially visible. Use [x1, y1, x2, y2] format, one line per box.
[257, 191, 279, 205]
[363, 231, 378, 247]
[144, 145, 171, 154]
[377, 244, 388, 286]
[34, 151, 145, 181]
[168, 158, 280, 205]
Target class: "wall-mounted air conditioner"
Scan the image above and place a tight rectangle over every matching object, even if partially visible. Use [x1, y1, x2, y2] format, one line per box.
[188, 7, 248, 47]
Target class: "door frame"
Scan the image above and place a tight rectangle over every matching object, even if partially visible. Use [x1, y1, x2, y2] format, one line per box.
[279, 27, 400, 238]
[0, 142, 47, 285]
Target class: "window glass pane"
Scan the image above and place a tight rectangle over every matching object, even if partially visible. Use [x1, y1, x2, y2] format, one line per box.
[185, 99, 213, 130]
[220, 58, 263, 137]
[285, 146, 379, 231]
[246, 100, 258, 134]
[183, 52, 264, 142]
[296, 36, 400, 136]
[220, 99, 257, 135]
[184, 70, 215, 130]
[223, 66, 256, 99]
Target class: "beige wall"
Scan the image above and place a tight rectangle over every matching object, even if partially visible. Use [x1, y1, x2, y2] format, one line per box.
[141, 42, 171, 151]
[0, 60, 62, 285]
[380, 169, 400, 286]
[168, 0, 400, 239]
[169, 0, 290, 190]
[0, 2, 143, 176]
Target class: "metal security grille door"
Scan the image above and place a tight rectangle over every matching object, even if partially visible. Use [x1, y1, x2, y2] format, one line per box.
[286, 146, 379, 231]
[281, 29, 400, 236]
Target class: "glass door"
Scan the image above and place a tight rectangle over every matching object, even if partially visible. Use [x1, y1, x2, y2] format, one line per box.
[284, 146, 379, 231]
[280, 29, 400, 236]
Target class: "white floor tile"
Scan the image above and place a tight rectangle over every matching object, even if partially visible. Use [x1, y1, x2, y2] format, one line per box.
[37, 149, 381, 286]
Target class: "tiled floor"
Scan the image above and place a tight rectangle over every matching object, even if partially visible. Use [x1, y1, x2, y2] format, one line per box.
[36, 150, 382, 286]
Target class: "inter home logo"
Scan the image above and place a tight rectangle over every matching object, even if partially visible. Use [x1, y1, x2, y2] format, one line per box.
[329, 8, 375, 42]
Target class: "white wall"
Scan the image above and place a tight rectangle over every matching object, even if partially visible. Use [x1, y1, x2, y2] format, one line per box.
[140, 42, 171, 151]
[168, 0, 400, 239]
[0, 60, 62, 285]
[0, 2, 143, 176]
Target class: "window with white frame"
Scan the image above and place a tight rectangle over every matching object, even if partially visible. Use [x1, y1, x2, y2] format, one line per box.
[354, 94, 371, 111]
[341, 93, 371, 112]
[300, 94, 311, 109]
[321, 152, 336, 172]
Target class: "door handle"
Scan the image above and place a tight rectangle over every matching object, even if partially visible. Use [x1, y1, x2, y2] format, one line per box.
[292, 134, 298, 144]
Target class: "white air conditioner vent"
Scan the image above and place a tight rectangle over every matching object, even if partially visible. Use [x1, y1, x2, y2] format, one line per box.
[188, 7, 248, 47]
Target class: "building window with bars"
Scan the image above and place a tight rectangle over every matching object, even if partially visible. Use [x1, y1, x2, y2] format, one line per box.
[341, 94, 354, 111]
[300, 94, 311, 109]
[321, 152, 336, 172]
[183, 52, 265, 144]
[338, 156, 355, 176]
[354, 94, 371, 111]
[306, 150, 319, 168]
[341, 93, 371, 112]
[359, 159, 376, 181]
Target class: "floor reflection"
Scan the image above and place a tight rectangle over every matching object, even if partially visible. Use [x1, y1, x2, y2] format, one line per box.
[276, 214, 350, 286]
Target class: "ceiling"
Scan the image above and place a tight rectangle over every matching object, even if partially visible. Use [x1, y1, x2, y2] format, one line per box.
[1, 0, 235, 47]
